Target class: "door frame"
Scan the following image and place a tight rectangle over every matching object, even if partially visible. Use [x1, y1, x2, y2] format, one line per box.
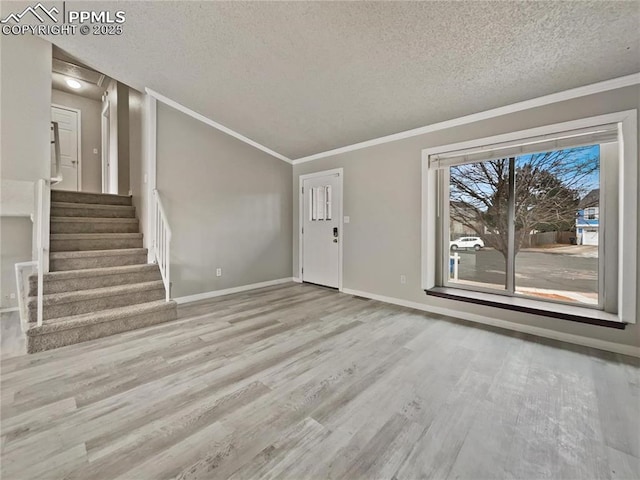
[51, 103, 82, 191]
[298, 168, 344, 291]
[101, 100, 110, 193]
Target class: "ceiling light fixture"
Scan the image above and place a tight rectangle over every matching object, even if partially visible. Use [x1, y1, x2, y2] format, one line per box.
[66, 78, 82, 89]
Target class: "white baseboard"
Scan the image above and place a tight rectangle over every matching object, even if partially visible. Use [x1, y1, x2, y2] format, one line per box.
[292, 277, 302, 283]
[0, 307, 19, 314]
[174, 278, 294, 304]
[342, 288, 640, 358]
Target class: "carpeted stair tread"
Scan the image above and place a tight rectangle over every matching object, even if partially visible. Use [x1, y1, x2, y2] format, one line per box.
[51, 202, 135, 218]
[49, 248, 148, 259]
[50, 233, 143, 252]
[27, 280, 166, 322]
[51, 190, 132, 206]
[27, 300, 177, 335]
[50, 233, 143, 240]
[50, 217, 139, 234]
[31, 263, 159, 282]
[51, 201, 134, 211]
[28, 264, 161, 295]
[49, 248, 149, 271]
[27, 280, 165, 309]
[50, 216, 138, 223]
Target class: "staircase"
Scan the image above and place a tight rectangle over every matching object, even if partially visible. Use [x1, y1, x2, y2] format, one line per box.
[26, 191, 177, 353]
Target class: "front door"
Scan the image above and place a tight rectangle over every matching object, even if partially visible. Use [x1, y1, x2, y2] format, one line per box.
[51, 105, 80, 191]
[302, 171, 342, 288]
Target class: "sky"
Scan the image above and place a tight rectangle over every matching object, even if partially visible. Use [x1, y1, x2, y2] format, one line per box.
[450, 143, 601, 209]
[515, 144, 600, 195]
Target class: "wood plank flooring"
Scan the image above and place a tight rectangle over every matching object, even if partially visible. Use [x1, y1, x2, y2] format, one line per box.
[1, 282, 639, 479]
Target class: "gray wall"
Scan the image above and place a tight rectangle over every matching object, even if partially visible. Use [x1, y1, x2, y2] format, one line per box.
[0, 35, 51, 183]
[293, 85, 640, 350]
[105, 80, 118, 193]
[117, 82, 130, 195]
[156, 103, 292, 298]
[51, 89, 102, 193]
[128, 89, 149, 252]
[0, 218, 32, 308]
[0, 35, 51, 309]
[103, 80, 131, 195]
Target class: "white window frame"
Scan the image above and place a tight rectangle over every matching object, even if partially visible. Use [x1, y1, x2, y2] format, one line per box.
[421, 110, 637, 324]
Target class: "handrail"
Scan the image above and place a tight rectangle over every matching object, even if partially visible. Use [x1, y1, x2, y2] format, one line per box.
[51, 122, 62, 184]
[14, 261, 36, 333]
[15, 179, 51, 330]
[152, 189, 172, 301]
[34, 179, 50, 326]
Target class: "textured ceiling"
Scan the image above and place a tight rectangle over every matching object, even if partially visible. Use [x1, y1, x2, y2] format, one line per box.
[39, 1, 640, 159]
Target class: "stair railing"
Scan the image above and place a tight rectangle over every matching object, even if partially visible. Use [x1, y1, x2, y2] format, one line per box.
[14, 124, 59, 331]
[34, 179, 50, 326]
[16, 179, 50, 329]
[152, 189, 171, 301]
[14, 261, 36, 333]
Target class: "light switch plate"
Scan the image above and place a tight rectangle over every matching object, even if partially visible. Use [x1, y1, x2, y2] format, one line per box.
[344, 216, 350, 224]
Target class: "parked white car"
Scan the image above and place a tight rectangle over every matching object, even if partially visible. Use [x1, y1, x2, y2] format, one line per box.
[450, 237, 484, 251]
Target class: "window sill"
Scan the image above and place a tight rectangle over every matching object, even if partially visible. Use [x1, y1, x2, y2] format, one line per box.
[425, 287, 625, 329]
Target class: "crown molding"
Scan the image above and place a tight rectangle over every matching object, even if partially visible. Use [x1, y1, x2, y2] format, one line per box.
[145, 88, 292, 165]
[292, 73, 640, 165]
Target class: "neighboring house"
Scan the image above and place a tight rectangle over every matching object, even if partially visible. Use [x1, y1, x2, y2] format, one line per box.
[576, 189, 599, 245]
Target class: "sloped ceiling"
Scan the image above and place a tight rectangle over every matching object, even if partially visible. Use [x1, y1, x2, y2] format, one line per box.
[38, 1, 640, 159]
[51, 46, 110, 101]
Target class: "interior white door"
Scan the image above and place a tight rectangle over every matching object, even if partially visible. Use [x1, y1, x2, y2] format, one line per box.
[51, 106, 80, 191]
[302, 172, 342, 288]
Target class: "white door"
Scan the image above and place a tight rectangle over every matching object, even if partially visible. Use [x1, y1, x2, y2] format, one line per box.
[51, 106, 80, 191]
[302, 171, 342, 288]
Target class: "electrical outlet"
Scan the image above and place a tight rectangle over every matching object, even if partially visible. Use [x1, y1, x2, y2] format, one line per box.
[400, 275, 406, 284]
[93, 148, 99, 154]
[10, 292, 16, 299]
[216, 268, 222, 277]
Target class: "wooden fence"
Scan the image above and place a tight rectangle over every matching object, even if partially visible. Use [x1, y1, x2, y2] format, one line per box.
[481, 231, 574, 248]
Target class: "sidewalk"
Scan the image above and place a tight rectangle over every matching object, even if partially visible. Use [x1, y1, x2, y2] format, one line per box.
[520, 244, 598, 257]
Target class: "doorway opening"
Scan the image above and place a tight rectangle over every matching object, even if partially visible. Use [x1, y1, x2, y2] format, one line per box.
[51, 46, 130, 195]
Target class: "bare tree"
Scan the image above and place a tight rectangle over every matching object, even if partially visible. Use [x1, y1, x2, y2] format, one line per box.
[449, 147, 598, 259]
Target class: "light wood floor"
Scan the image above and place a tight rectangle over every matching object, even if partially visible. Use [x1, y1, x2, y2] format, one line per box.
[1, 282, 638, 479]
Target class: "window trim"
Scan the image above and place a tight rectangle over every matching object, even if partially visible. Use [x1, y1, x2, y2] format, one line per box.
[421, 110, 637, 325]
[439, 144, 613, 312]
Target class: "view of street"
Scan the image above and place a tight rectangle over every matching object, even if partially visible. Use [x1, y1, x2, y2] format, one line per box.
[449, 246, 598, 304]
